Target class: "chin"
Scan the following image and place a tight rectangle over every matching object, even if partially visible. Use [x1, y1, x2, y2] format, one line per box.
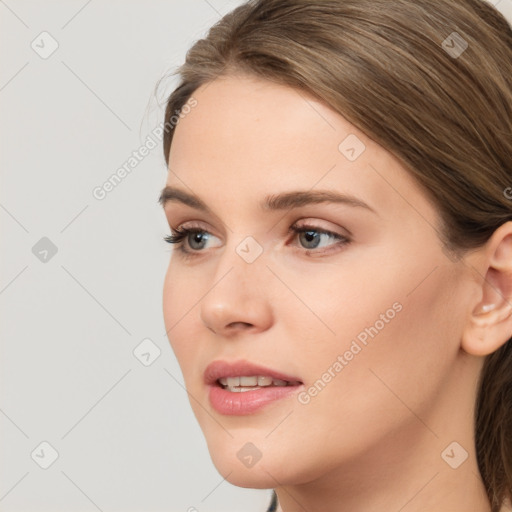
[206, 440, 319, 489]
[224, 469, 278, 489]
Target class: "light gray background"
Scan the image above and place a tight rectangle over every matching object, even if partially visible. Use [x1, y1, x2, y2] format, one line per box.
[1, 1, 511, 511]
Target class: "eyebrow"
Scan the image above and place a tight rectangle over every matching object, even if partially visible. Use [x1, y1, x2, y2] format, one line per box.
[158, 186, 376, 214]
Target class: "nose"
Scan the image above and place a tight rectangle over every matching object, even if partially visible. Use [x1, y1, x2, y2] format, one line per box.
[200, 248, 274, 338]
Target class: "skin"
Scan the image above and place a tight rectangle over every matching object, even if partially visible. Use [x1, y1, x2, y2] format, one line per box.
[161, 73, 512, 512]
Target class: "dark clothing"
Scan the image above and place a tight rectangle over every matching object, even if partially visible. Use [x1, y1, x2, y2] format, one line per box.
[266, 490, 278, 512]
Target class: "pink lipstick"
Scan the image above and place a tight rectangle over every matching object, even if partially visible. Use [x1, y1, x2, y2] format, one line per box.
[204, 360, 304, 415]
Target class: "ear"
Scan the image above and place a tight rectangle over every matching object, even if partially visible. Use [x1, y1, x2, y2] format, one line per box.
[462, 221, 512, 357]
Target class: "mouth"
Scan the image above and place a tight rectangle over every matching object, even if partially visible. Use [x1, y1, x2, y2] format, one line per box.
[204, 360, 304, 415]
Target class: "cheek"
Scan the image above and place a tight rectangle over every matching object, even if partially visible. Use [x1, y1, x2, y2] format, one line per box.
[298, 262, 462, 437]
[285, 255, 461, 422]
[162, 264, 178, 344]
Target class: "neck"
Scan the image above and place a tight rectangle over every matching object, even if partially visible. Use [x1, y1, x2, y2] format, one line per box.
[275, 435, 490, 512]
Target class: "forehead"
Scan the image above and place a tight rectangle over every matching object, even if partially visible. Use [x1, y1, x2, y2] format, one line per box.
[170, 74, 364, 171]
[166, 74, 430, 221]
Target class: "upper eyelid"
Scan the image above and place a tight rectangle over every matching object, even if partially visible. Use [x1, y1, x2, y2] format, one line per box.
[171, 222, 350, 243]
[171, 217, 351, 236]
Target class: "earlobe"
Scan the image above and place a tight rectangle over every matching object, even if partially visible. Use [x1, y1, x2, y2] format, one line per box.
[461, 222, 512, 357]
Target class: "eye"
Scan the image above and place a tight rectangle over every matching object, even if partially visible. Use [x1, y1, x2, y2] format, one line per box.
[163, 225, 220, 253]
[290, 223, 348, 251]
[163, 221, 351, 258]
[286, 221, 350, 256]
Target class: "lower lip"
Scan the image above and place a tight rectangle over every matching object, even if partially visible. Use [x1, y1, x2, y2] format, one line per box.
[208, 383, 304, 415]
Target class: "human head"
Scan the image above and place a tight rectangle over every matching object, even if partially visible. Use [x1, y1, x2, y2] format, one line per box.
[160, 1, 512, 510]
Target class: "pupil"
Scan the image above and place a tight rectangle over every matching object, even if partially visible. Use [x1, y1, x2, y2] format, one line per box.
[302, 230, 319, 249]
[190, 232, 206, 249]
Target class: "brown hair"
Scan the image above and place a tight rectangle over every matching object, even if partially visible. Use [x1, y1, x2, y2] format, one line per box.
[160, 1, 512, 509]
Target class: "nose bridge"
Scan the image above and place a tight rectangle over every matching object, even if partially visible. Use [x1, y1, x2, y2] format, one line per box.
[199, 233, 272, 334]
[215, 232, 268, 289]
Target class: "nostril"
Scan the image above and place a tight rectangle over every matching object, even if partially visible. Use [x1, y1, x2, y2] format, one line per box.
[228, 322, 253, 329]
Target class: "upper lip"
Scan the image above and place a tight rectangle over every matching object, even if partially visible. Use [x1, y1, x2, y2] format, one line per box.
[204, 359, 303, 385]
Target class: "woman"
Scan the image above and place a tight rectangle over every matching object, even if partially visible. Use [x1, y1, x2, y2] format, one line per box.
[158, 1, 512, 510]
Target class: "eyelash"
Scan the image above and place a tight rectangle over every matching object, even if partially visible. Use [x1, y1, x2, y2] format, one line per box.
[163, 222, 351, 259]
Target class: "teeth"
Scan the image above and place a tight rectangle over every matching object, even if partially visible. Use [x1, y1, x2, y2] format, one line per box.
[229, 387, 259, 393]
[218, 375, 295, 391]
[226, 376, 240, 387]
[240, 376, 258, 386]
[257, 376, 273, 386]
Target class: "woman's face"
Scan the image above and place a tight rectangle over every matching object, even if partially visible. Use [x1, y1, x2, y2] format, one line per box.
[161, 74, 475, 488]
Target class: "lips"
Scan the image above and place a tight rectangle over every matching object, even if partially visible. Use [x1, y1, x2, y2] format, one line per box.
[205, 360, 305, 415]
[204, 359, 303, 386]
